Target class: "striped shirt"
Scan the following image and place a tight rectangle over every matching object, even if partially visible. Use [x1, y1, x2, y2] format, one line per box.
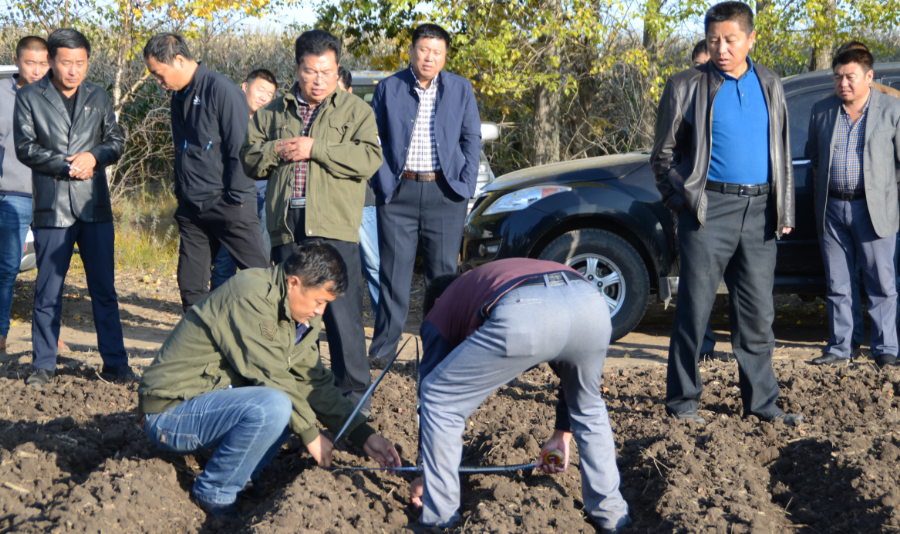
[292, 90, 323, 201]
[404, 68, 441, 173]
[829, 94, 870, 194]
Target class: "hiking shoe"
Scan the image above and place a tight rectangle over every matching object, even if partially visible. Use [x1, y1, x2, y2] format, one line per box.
[100, 364, 140, 382]
[757, 411, 804, 425]
[191, 493, 241, 520]
[600, 516, 633, 534]
[670, 411, 706, 425]
[26, 369, 54, 388]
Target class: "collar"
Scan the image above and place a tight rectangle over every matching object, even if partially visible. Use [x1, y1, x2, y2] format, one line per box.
[839, 90, 872, 118]
[713, 57, 755, 81]
[10, 74, 19, 91]
[409, 66, 441, 91]
[175, 62, 204, 99]
[275, 264, 295, 326]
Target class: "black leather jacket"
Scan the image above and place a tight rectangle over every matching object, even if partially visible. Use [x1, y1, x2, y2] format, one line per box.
[650, 61, 795, 237]
[13, 72, 124, 228]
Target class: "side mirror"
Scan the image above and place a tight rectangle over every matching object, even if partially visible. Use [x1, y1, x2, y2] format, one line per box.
[481, 122, 500, 143]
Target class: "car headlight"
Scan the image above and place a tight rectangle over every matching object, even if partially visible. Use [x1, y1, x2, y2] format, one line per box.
[483, 186, 571, 215]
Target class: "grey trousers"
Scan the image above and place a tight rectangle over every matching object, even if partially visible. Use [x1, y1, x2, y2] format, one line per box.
[667, 190, 782, 418]
[418, 274, 630, 529]
[820, 197, 898, 359]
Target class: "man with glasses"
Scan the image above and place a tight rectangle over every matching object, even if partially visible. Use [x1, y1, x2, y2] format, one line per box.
[241, 30, 382, 415]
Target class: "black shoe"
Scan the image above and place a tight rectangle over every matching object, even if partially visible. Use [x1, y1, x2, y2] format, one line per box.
[26, 369, 54, 388]
[670, 411, 706, 425]
[757, 411, 804, 425]
[875, 355, 899, 368]
[100, 364, 139, 382]
[407, 521, 451, 533]
[191, 493, 241, 521]
[239, 480, 266, 500]
[811, 352, 848, 365]
[600, 516, 633, 534]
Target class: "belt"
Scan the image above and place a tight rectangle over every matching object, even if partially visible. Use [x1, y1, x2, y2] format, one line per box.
[518, 271, 584, 287]
[704, 181, 770, 197]
[402, 171, 443, 182]
[828, 190, 866, 201]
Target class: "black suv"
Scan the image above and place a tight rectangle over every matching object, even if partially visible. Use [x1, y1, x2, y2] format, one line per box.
[461, 63, 900, 341]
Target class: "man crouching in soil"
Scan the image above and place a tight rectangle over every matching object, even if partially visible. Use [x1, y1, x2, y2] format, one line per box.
[138, 242, 401, 519]
[408, 258, 632, 533]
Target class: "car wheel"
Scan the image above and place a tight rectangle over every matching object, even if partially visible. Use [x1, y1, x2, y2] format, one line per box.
[538, 229, 649, 342]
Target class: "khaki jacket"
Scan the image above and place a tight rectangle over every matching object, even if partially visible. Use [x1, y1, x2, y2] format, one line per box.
[241, 85, 382, 246]
[137, 265, 374, 446]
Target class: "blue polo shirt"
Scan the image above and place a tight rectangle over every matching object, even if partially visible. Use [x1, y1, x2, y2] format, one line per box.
[707, 59, 770, 184]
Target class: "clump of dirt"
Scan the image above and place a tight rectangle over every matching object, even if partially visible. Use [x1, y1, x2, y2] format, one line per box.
[1, 349, 899, 533]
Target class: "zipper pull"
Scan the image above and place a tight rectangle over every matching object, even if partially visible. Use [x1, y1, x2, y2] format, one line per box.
[206, 141, 212, 150]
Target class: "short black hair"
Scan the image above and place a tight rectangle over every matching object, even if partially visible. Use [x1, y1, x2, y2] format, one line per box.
[283, 241, 348, 295]
[833, 48, 874, 73]
[423, 274, 460, 316]
[338, 66, 352, 90]
[691, 39, 708, 62]
[245, 68, 277, 88]
[295, 30, 341, 65]
[47, 28, 91, 59]
[835, 41, 870, 57]
[704, 1, 754, 36]
[16, 36, 47, 58]
[143, 33, 193, 64]
[412, 24, 451, 49]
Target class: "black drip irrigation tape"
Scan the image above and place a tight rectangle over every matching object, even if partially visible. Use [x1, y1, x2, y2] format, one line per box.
[329, 462, 539, 474]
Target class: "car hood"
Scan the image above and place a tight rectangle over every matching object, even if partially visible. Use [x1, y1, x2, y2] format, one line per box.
[484, 152, 650, 193]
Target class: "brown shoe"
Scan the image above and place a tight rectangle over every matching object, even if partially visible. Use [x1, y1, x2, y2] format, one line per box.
[57, 339, 70, 352]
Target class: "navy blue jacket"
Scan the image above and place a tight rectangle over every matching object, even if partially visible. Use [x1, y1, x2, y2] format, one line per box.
[171, 63, 255, 212]
[371, 68, 482, 203]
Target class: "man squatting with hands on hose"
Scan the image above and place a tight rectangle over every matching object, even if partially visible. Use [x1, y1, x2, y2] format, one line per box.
[407, 258, 631, 533]
[137, 242, 401, 520]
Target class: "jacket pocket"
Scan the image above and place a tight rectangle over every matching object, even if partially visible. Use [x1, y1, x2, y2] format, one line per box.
[328, 116, 352, 141]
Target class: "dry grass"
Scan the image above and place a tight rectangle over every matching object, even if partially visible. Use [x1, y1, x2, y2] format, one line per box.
[111, 186, 180, 278]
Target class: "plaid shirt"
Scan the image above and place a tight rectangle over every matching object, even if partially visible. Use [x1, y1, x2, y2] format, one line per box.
[292, 90, 323, 200]
[829, 93, 871, 194]
[404, 68, 442, 173]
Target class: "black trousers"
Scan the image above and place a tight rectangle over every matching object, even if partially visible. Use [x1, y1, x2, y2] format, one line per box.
[175, 199, 268, 312]
[667, 190, 782, 418]
[271, 208, 371, 412]
[370, 178, 468, 358]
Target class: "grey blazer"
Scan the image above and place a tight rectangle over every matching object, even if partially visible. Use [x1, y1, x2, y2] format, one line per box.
[809, 89, 900, 237]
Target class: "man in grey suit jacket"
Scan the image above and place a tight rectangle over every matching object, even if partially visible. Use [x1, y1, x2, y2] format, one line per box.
[808, 47, 900, 368]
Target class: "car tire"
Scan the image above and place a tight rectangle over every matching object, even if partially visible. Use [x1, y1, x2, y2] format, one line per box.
[538, 229, 649, 342]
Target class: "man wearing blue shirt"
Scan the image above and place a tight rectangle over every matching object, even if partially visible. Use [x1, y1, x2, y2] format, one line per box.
[651, 2, 801, 425]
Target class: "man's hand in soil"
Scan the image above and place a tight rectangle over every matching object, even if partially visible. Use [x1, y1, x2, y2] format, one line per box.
[363, 434, 401, 470]
[537, 430, 572, 474]
[66, 152, 96, 180]
[410, 476, 424, 508]
[276, 137, 314, 162]
[306, 434, 334, 467]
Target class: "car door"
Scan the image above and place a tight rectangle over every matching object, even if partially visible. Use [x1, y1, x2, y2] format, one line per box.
[774, 85, 834, 287]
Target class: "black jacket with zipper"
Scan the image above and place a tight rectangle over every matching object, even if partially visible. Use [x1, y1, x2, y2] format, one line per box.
[650, 61, 795, 237]
[13, 71, 124, 228]
[171, 63, 254, 213]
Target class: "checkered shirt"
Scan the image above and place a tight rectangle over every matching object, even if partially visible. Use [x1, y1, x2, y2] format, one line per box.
[404, 68, 442, 173]
[292, 90, 323, 199]
[829, 94, 871, 194]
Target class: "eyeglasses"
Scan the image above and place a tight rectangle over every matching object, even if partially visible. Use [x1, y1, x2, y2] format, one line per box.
[299, 70, 338, 82]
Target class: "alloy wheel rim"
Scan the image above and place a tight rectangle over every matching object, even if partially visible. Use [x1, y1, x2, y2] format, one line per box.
[566, 253, 625, 317]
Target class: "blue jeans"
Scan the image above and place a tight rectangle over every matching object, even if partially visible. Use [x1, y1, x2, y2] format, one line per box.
[821, 198, 897, 359]
[0, 195, 31, 338]
[419, 275, 629, 529]
[144, 386, 292, 506]
[358, 205, 380, 316]
[210, 191, 270, 291]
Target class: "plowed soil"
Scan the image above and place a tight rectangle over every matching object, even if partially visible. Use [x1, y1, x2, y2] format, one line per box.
[1, 272, 899, 533]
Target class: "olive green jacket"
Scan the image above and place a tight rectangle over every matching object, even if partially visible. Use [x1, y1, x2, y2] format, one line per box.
[240, 85, 382, 246]
[137, 265, 374, 447]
